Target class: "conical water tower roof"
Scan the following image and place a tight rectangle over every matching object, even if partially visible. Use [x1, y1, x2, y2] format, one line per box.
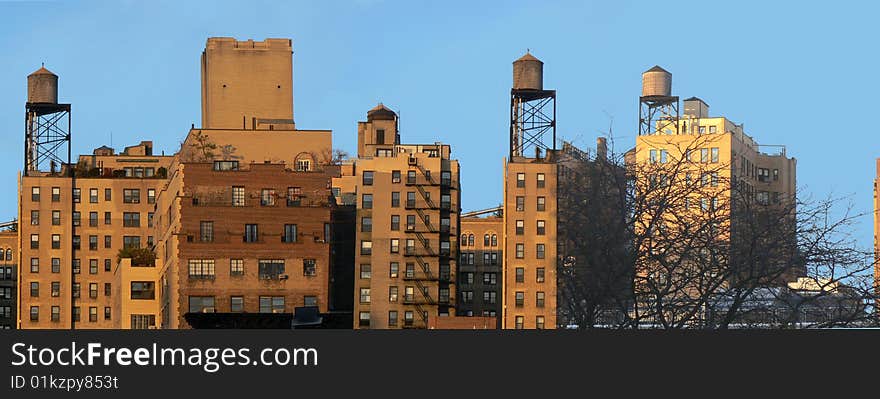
[28, 65, 57, 77]
[515, 52, 542, 63]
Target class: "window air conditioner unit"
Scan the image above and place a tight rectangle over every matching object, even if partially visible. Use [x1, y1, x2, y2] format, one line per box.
[202, 307, 215, 313]
[408, 157, 417, 166]
[279, 274, 289, 280]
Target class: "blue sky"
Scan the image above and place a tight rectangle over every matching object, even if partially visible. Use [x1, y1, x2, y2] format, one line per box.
[0, 1, 877, 249]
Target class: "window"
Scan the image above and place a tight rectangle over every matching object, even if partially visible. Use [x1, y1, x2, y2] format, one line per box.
[30, 306, 38, 321]
[403, 311, 414, 327]
[258, 259, 285, 279]
[72, 307, 80, 322]
[709, 125, 717, 134]
[52, 258, 60, 273]
[701, 148, 709, 163]
[515, 292, 524, 307]
[104, 283, 111, 296]
[516, 196, 525, 211]
[147, 189, 156, 204]
[537, 292, 545, 308]
[361, 217, 372, 233]
[131, 282, 155, 300]
[31, 187, 40, 202]
[773, 169, 779, 181]
[537, 220, 546, 235]
[52, 187, 61, 202]
[52, 210, 61, 225]
[89, 259, 98, 274]
[391, 170, 401, 184]
[711, 147, 719, 163]
[363, 171, 374, 186]
[230, 296, 244, 312]
[516, 267, 524, 283]
[123, 189, 140, 204]
[261, 189, 276, 206]
[89, 188, 98, 203]
[230, 259, 244, 276]
[388, 311, 398, 327]
[259, 296, 286, 314]
[536, 316, 545, 329]
[104, 212, 111, 225]
[536, 243, 545, 259]
[405, 239, 415, 255]
[362, 194, 373, 209]
[440, 171, 451, 186]
[51, 234, 61, 249]
[440, 194, 451, 210]
[287, 187, 302, 206]
[516, 173, 525, 188]
[232, 186, 245, 206]
[360, 241, 372, 255]
[283, 224, 297, 243]
[213, 160, 239, 171]
[516, 220, 524, 235]
[244, 224, 259, 243]
[104, 307, 111, 320]
[358, 264, 372, 280]
[49, 306, 59, 322]
[188, 259, 216, 279]
[359, 312, 371, 327]
[537, 196, 546, 211]
[30, 210, 39, 225]
[391, 215, 400, 231]
[390, 262, 399, 278]
[30, 234, 39, 249]
[391, 192, 400, 207]
[123, 212, 140, 227]
[30, 282, 39, 297]
[303, 259, 317, 276]
[649, 149, 658, 163]
[359, 288, 371, 303]
[390, 238, 399, 253]
[537, 267, 545, 283]
[89, 211, 98, 227]
[73, 260, 81, 274]
[405, 263, 415, 279]
[30, 258, 39, 273]
[104, 188, 111, 201]
[104, 259, 111, 272]
[405, 192, 415, 208]
[296, 159, 311, 171]
[51, 282, 60, 297]
[406, 170, 416, 185]
[131, 315, 156, 329]
[516, 243, 524, 259]
[484, 272, 497, 285]
[123, 236, 140, 249]
[89, 283, 98, 298]
[491, 234, 497, 246]
[189, 296, 215, 313]
[73, 235, 81, 250]
[461, 291, 473, 304]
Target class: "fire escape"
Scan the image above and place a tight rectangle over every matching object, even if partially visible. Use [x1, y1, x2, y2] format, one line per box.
[402, 156, 455, 327]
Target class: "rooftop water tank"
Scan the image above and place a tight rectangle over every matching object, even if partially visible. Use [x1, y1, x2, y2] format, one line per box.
[27, 65, 58, 104]
[513, 52, 543, 90]
[641, 65, 671, 97]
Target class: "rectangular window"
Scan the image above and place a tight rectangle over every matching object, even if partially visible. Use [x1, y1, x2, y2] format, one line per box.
[104, 212, 111, 225]
[392, 170, 401, 184]
[123, 236, 140, 249]
[51, 282, 60, 297]
[287, 187, 302, 207]
[359, 288, 371, 303]
[360, 241, 372, 255]
[232, 186, 245, 206]
[104, 188, 111, 201]
[516, 173, 525, 188]
[649, 149, 658, 163]
[303, 259, 317, 276]
[360, 264, 371, 279]
[484, 272, 497, 285]
[131, 315, 156, 329]
[362, 194, 373, 209]
[89, 188, 98, 203]
[390, 239, 399, 253]
[30, 282, 39, 297]
[104, 283, 111, 296]
[104, 307, 111, 320]
[89, 211, 98, 227]
[30, 210, 39, 225]
[73, 212, 80, 226]
[537, 196, 546, 211]
[52, 234, 61, 249]
[244, 224, 259, 243]
[537, 173, 545, 188]
[537, 220, 546, 235]
[405, 192, 415, 208]
[301, 295, 316, 308]
[197, 221, 213, 242]
[147, 189, 156, 204]
[536, 316, 545, 329]
[230, 259, 244, 276]
[123, 189, 140, 204]
[391, 215, 400, 231]
[515, 292, 524, 307]
[359, 312, 371, 327]
[30, 306, 38, 321]
[536, 243, 545, 259]
[261, 189, 276, 206]
[89, 283, 98, 298]
[388, 311, 398, 327]
[537, 267, 545, 283]
[31, 187, 40, 202]
[537, 291, 545, 308]
[123, 212, 140, 227]
[709, 125, 717, 134]
[52, 187, 61, 202]
[711, 147, 719, 163]
[30, 258, 39, 273]
[390, 262, 399, 278]
[441, 171, 451, 186]
[259, 296, 285, 313]
[701, 148, 709, 163]
[516, 267, 524, 283]
[516, 220, 524, 235]
[30, 234, 39, 249]
[516, 196, 525, 211]
[406, 215, 416, 231]
[130, 281, 155, 300]
[258, 259, 285, 280]
[72, 283, 80, 298]
[363, 171, 374, 186]
[188, 296, 215, 313]
[52, 210, 61, 225]
[391, 192, 400, 208]
[296, 159, 311, 171]
[660, 150, 668, 163]
[361, 217, 372, 233]
[283, 224, 297, 243]
[89, 259, 98, 274]
[230, 296, 244, 312]
[213, 160, 239, 171]
[516, 243, 524, 259]
[406, 170, 416, 185]
[104, 259, 111, 272]
[188, 259, 216, 279]
[52, 258, 60, 273]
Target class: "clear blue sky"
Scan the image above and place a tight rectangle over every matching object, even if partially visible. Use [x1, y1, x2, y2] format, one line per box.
[0, 1, 877, 248]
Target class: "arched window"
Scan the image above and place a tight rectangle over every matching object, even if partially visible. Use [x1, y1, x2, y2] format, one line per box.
[460, 234, 468, 247]
[491, 234, 498, 247]
[467, 234, 474, 247]
[4, 249, 10, 261]
[483, 234, 490, 246]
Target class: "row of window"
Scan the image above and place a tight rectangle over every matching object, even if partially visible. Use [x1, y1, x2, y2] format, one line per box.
[362, 170, 453, 186]
[512, 243, 547, 259]
[31, 210, 154, 228]
[29, 234, 147, 250]
[187, 258, 317, 279]
[28, 305, 113, 323]
[26, 258, 115, 274]
[513, 315, 547, 329]
[26, 281, 117, 299]
[358, 262, 450, 280]
[459, 272, 498, 285]
[359, 239, 452, 256]
[459, 252, 499, 266]
[515, 220, 547, 236]
[0, 266, 13, 280]
[358, 310, 422, 328]
[358, 286, 451, 304]
[0, 249, 12, 262]
[195, 222, 303, 244]
[515, 172, 547, 188]
[649, 147, 721, 164]
[360, 192, 452, 210]
[224, 186, 305, 207]
[30, 187, 154, 204]
[513, 196, 547, 212]
[362, 215, 452, 233]
[514, 267, 547, 283]
[188, 295, 318, 313]
[460, 233, 499, 248]
[213, 160, 312, 172]
[459, 290, 498, 304]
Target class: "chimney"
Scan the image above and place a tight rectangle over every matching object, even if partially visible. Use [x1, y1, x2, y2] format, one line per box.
[596, 137, 607, 160]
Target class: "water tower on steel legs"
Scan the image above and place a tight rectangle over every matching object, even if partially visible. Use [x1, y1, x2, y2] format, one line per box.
[638, 65, 679, 136]
[510, 52, 556, 158]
